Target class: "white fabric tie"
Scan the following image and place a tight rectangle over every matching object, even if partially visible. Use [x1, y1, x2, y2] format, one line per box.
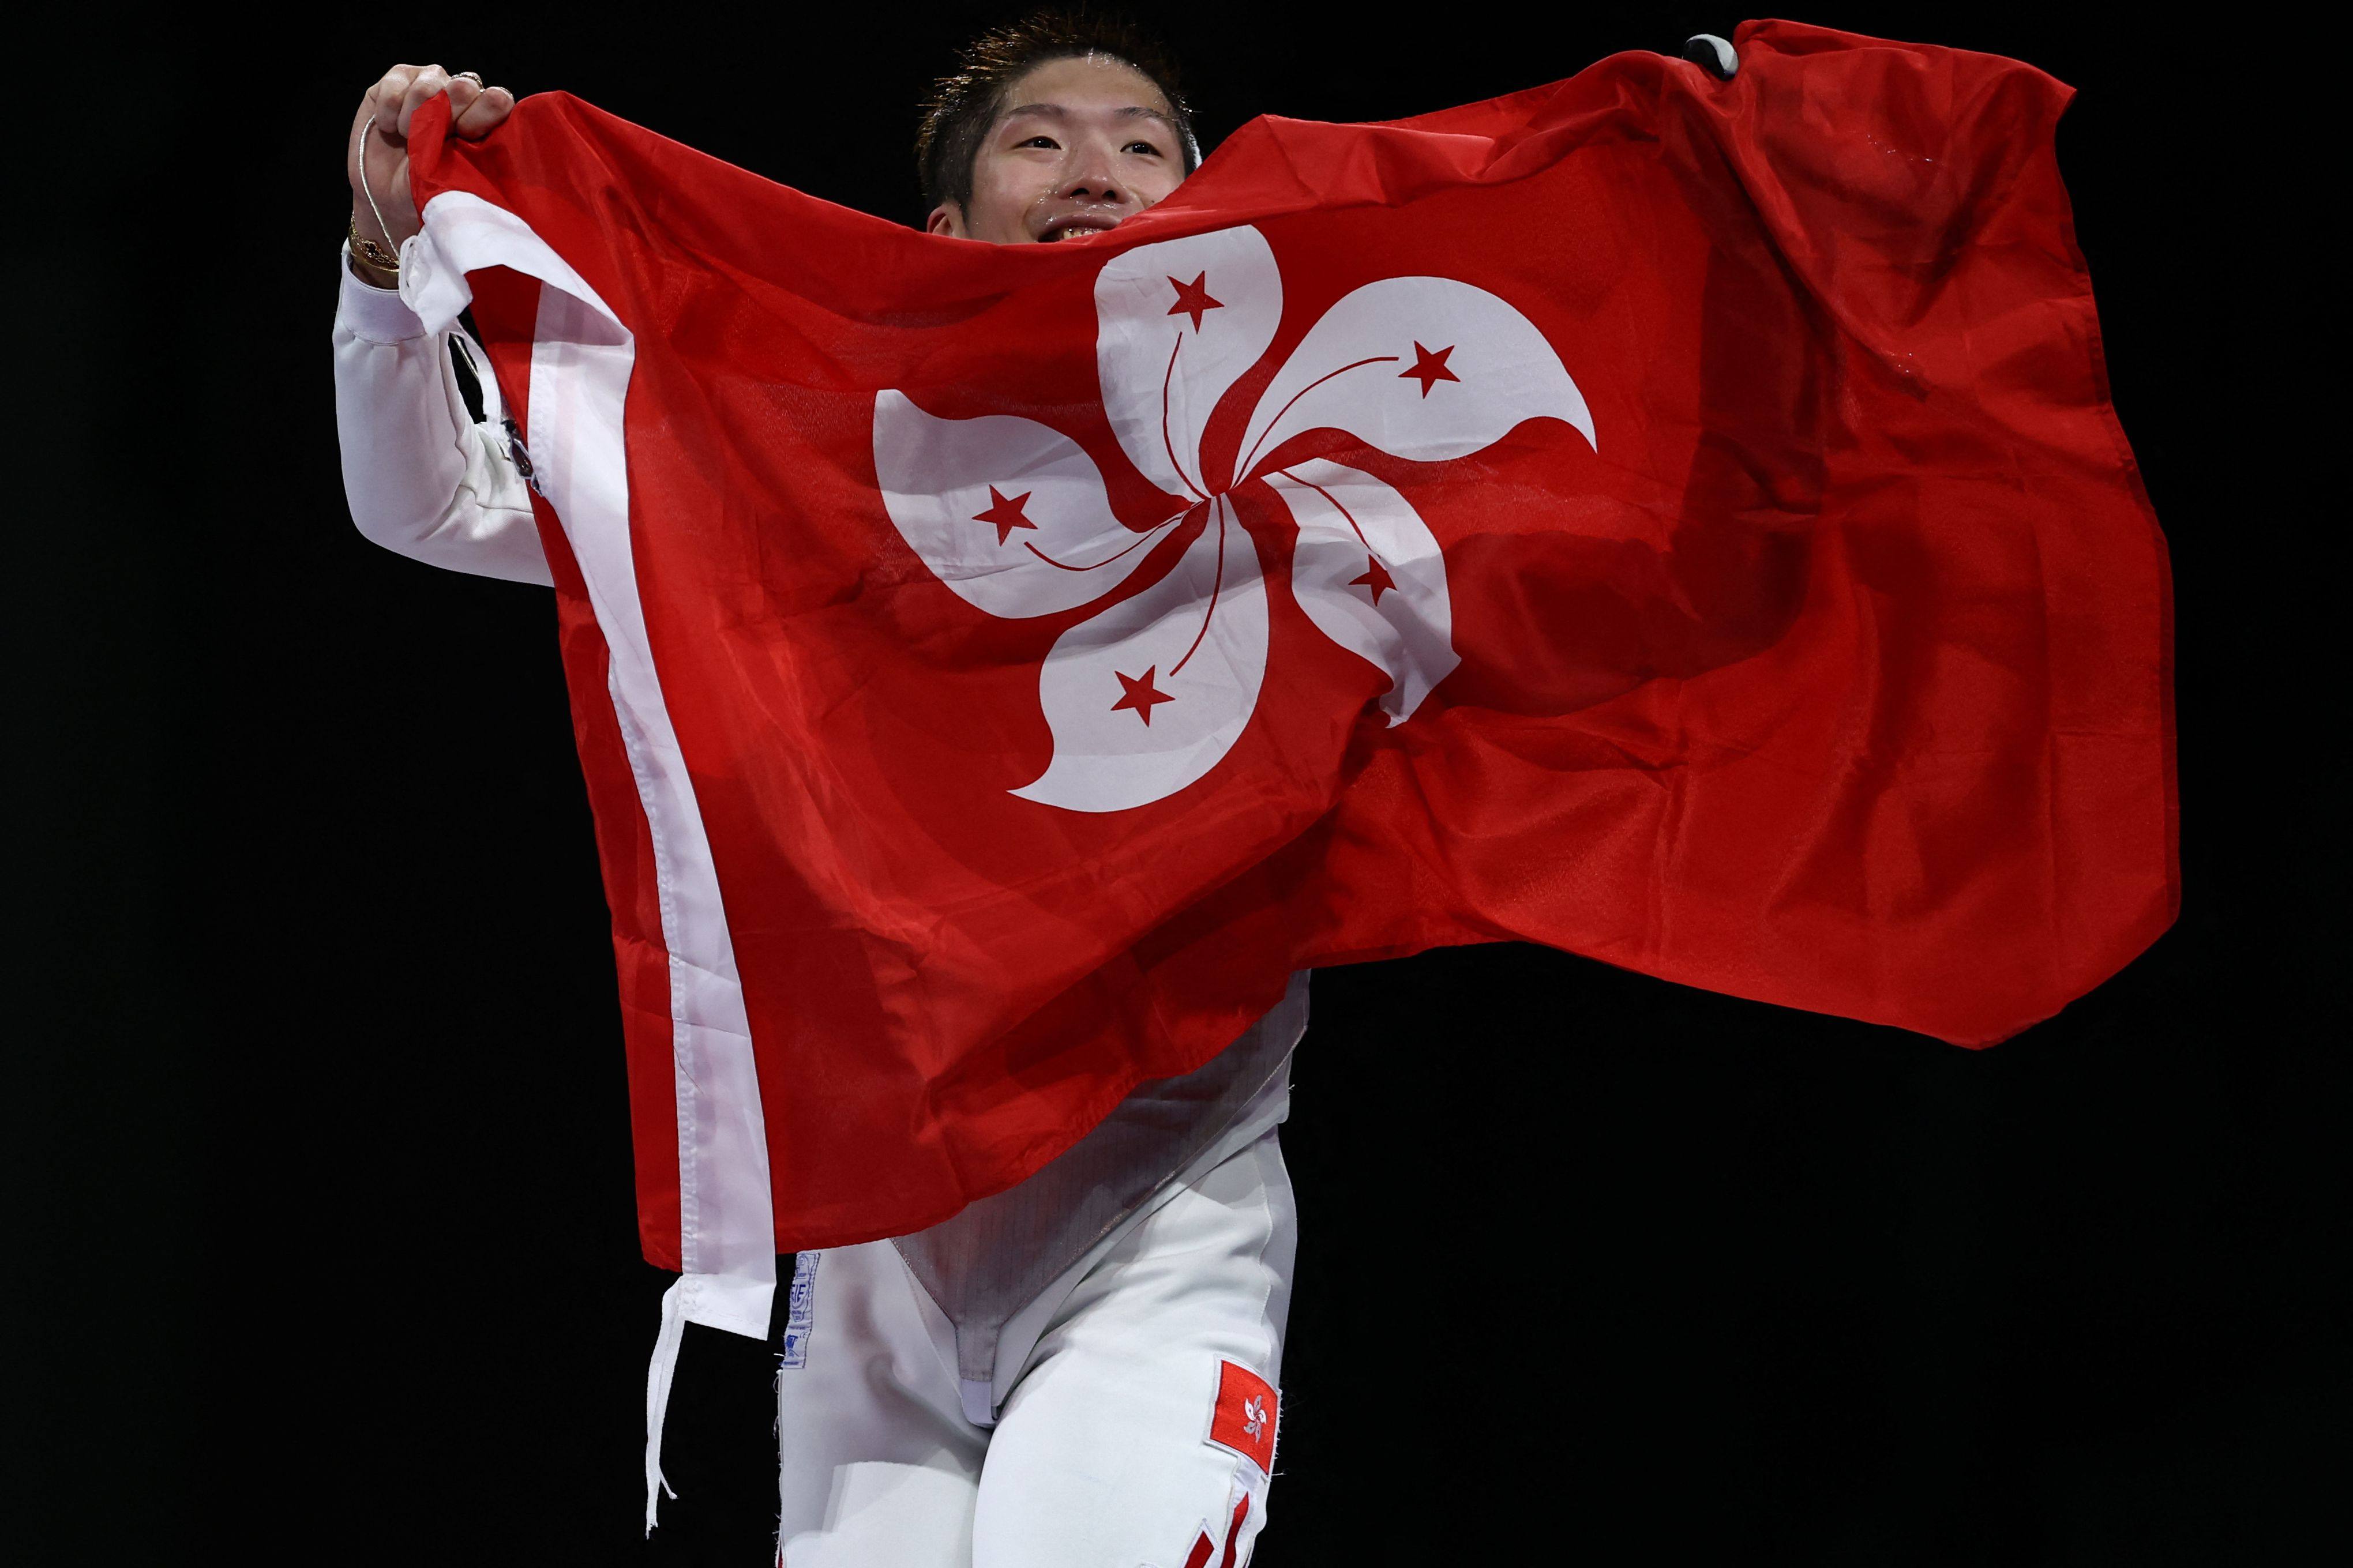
[643, 1278, 688, 1535]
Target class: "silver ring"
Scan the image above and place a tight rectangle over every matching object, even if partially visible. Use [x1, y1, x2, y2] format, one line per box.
[454, 70, 485, 88]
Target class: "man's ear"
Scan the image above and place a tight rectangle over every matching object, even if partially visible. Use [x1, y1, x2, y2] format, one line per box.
[925, 202, 966, 238]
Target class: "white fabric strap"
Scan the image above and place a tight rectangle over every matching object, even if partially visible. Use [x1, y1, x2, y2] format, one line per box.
[641, 1269, 777, 1532]
[643, 1278, 688, 1533]
[958, 1377, 998, 1430]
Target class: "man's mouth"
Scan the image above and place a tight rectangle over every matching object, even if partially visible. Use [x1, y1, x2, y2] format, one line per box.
[1038, 214, 1120, 243]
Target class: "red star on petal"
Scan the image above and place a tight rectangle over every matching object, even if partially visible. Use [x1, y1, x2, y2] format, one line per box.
[1350, 555, 1397, 604]
[1110, 665, 1177, 725]
[1166, 272, 1224, 332]
[1398, 341, 1460, 397]
[972, 486, 1037, 546]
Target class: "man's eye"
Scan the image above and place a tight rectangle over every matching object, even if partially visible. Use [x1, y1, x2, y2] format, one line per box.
[1019, 135, 1060, 149]
[1125, 141, 1163, 157]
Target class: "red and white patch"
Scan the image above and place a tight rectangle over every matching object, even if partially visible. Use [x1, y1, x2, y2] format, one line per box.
[1205, 1360, 1279, 1474]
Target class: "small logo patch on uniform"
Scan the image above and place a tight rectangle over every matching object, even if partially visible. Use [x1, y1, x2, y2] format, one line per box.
[1206, 1360, 1279, 1473]
[778, 1251, 820, 1368]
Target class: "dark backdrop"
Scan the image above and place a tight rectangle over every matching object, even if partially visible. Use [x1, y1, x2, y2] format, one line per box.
[18, 6, 2335, 1562]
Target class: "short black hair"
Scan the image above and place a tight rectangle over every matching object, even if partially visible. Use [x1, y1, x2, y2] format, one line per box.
[916, 9, 1200, 215]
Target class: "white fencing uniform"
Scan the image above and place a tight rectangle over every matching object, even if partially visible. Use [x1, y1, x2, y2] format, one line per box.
[332, 250, 1300, 1566]
[779, 1116, 1295, 1568]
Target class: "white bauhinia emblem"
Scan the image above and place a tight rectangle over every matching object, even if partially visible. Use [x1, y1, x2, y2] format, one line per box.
[874, 224, 1594, 812]
[1243, 1394, 1269, 1440]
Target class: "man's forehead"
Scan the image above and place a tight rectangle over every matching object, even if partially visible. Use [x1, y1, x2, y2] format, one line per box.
[995, 100, 1180, 133]
[990, 55, 1174, 131]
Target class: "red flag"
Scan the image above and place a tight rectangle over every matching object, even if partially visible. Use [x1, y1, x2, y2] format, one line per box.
[399, 20, 2175, 1288]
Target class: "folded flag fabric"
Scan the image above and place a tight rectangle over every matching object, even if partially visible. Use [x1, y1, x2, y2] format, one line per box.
[396, 18, 2175, 1323]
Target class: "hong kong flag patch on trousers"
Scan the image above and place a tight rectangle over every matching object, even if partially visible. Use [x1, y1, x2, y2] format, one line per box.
[1207, 1360, 1279, 1473]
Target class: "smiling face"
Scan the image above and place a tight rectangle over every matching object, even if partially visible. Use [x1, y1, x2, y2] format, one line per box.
[926, 54, 1189, 246]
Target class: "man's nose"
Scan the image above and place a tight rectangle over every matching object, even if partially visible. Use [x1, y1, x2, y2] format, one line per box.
[1057, 160, 1132, 207]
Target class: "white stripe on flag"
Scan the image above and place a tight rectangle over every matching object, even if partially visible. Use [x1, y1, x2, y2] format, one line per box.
[402, 191, 776, 1342]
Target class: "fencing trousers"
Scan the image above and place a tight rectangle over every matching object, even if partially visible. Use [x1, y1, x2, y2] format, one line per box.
[774, 1126, 1297, 1567]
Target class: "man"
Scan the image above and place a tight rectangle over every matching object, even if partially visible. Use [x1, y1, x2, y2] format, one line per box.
[335, 17, 1303, 1567]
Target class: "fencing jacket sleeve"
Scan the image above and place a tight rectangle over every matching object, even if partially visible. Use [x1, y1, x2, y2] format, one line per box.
[331, 246, 553, 586]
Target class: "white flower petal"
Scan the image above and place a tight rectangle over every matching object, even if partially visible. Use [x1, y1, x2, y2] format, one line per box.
[874, 390, 1169, 618]
[1267, 461, 1459, 724]
[1012, 495, 1268, 812]
[1239, 276, 1594, 478]
[1095, 227, 1283, 502]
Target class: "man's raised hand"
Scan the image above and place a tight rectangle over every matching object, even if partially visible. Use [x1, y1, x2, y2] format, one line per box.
[347, 64, 515, 269]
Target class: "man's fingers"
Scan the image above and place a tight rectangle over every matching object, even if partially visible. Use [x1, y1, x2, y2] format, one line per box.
[351, 65, 416, 177]
[443, 76, 483, 125]
[451, 85, 516, 139]
[396, 65, 452, 137]
[368, 65, 419, 127]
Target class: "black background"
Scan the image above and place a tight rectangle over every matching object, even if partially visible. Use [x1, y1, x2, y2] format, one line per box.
[17, 6, 2336, 1563]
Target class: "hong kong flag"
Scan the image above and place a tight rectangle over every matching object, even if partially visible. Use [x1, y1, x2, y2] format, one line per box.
[396, 19, 2174, 1332]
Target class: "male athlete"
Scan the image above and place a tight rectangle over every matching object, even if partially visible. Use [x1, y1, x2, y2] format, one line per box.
[335, 17, 1304, 1567]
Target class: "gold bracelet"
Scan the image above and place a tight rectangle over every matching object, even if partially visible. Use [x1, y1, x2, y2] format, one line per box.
[347, 213, 401, 279]
[346, 250, 400, 289]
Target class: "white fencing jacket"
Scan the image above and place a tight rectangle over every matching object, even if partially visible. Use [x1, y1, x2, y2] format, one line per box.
[330, 248, 1307, 1424]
